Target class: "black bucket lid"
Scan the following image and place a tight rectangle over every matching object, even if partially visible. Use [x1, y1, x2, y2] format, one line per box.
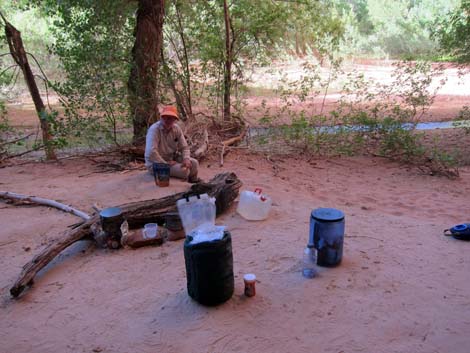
[99, 207, 122, 219]
[311, 208, 344, 222]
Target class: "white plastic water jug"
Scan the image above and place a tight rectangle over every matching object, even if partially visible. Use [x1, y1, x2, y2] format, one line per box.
[237, 188, 272, 221]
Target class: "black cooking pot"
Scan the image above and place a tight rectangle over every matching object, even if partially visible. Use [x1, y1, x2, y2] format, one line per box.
[444, 223, 470, 240]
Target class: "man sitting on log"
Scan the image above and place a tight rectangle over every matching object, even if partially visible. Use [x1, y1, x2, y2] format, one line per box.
[144, 105, 201, 183]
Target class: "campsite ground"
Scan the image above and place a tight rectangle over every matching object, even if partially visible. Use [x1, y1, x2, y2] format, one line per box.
[1, 61, 470, 353]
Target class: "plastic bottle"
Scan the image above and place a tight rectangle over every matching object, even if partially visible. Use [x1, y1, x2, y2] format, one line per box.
[302, 244, 317, 278]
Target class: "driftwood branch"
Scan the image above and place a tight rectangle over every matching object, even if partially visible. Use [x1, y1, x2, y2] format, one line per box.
[10, 220, 95, 298]
[193, 128, 209, 159]
[10, 172, 242, 298]
[219, 127, 248, 167]
[220, 143, 226, 167]
[222, 127, 248, 147]
[0, 191, 91, 220]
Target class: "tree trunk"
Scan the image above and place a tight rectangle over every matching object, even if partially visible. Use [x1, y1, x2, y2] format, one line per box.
[174, 0, 193, 120]
[127, 0, 165, 145]
[3, 18, 57, 160]
[161, 51, 191, 121]
[10, 172, 242, 298]
[223, 0, 232, 121]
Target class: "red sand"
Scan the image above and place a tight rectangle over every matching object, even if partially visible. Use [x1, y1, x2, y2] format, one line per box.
[1, 60, 470, 352]
[1, 153, 469, 353]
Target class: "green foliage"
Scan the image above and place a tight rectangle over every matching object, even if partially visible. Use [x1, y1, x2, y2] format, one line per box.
[453, 106, 470, 134]
[0, 1, 59, 99]
[336, 0, 459, 59]
[433, 0, 470, 63]
[163, 0, 343, 121]
[0, 100, 8, 132]
[164, 0, 292, 120]
[257, 59, 459, 177]
[43, 0, 135, 146]
[0, 100, 11, 157]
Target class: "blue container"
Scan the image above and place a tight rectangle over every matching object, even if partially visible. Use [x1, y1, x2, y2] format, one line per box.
[445, 223, 470, 240]
[152, 162, 171, 186]
[309, 208, 345, 267]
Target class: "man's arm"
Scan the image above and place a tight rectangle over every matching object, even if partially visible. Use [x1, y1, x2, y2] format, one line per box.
[175, 125, 191, 160]
[145, 125, 167, 164]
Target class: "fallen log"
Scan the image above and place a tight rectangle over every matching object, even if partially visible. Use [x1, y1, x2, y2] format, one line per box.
[10, 172, 242, 298]
[10, 219, 96, 298]
[0, 191, 91, 220]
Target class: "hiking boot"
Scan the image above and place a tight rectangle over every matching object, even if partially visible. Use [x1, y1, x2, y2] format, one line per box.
[188, 176, 203, 184]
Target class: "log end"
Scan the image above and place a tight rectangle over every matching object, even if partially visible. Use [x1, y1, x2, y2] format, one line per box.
[10, 285, 25, 298]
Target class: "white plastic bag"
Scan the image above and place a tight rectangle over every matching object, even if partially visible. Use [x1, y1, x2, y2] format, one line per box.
[188, 224, 226, 245]
[177, 193, 216, 235]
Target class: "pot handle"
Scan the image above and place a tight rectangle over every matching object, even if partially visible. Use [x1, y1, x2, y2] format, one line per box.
[443, 229, 453, 236]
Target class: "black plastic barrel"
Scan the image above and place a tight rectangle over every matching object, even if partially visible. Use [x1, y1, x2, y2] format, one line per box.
[183, 231, 234, 306]
[309, 208, 345, 267]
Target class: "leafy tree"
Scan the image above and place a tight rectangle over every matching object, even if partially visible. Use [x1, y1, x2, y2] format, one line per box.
[433, 0, 470, 63]
[45, 1, 135, 145]
[163, 0, 343, 122]
[336, 0, 459, 59]
[32, 0, 164, 145]
[0, 10, 57, 159]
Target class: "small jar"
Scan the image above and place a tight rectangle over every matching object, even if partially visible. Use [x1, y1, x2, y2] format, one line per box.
[243, 273, 256, 297]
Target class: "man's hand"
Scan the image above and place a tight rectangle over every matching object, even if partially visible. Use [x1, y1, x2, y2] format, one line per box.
[168, 160, 177, 166]
[182, 158, 191, 170]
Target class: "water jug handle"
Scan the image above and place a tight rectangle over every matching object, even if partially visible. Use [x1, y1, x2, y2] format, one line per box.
[254, 188, 262, 194]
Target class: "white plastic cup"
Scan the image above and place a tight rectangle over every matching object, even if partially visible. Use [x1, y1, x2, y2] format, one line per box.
[143, 223, 158, 239]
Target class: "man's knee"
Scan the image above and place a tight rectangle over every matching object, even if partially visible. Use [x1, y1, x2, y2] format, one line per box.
[190, 158, 199, 176]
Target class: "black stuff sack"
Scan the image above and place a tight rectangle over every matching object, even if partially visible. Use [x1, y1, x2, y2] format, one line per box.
[183, 231, 234, 306]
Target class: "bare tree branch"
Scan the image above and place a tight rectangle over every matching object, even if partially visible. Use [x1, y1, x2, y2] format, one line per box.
[0, 191, 91, 220]
[0, 133, 33, 149]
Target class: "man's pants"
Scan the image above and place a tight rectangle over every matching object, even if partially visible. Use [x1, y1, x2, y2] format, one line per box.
[170, 157, 199, 180]
[147, 157, 198, 181]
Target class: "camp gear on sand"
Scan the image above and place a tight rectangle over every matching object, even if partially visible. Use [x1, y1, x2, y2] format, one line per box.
[243, 273, 256, 297]
[99, 207, 125, 249]
[184, 231, 234, 305]
[152, 162, 170, 187]
[302, 244, 318, 278]
[444, 223, 470, 240]
[178, 194, 234, 305]
[237, 188, 272, 221]
[310, 208, 345, 267]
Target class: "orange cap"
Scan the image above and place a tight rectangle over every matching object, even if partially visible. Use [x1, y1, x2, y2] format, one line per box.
[160, 105, 179, 120]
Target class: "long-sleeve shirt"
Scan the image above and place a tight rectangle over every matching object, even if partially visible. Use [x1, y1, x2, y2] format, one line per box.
[144, 121, 191, 168]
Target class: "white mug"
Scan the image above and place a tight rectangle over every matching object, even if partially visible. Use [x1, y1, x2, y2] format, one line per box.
[143, 223, 158, 239]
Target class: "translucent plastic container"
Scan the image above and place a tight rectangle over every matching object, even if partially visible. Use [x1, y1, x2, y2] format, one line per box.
[302, 244, 317, 278]
[237, 188, 272, 221]
[176, 193, 216, 235]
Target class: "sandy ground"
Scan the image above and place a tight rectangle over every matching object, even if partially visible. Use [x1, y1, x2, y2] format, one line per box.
[1, 151, 469, 353]
[1, 61, 470, 353]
